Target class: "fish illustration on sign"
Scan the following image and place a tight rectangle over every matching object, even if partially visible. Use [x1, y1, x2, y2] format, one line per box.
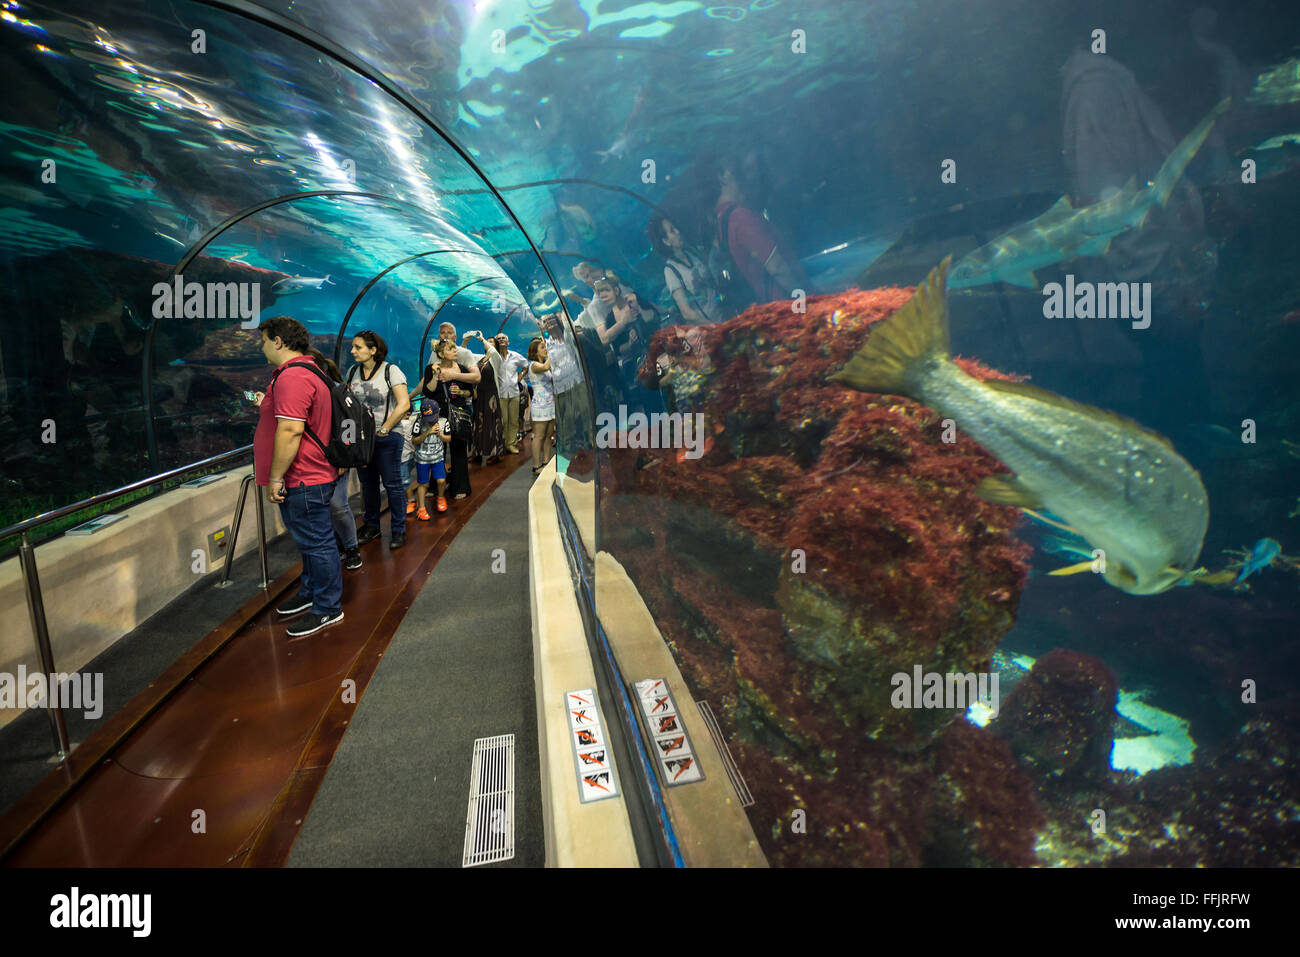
[832, 257, 1210, 595]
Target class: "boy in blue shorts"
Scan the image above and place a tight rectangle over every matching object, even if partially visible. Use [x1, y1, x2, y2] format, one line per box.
[412, 398, 450, 518]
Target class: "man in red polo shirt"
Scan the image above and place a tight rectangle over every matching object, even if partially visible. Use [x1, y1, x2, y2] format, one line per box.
[255, 316, 343, 638]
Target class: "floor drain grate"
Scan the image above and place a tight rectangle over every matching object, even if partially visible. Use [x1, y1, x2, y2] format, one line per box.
[463, 734, 515, 867]
[696, 701, 754, 807]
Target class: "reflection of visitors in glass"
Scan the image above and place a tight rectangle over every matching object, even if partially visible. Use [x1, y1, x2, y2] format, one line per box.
[649, 213, 725, 324]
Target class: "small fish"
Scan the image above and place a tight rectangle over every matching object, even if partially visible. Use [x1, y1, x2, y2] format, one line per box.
[831, 258, 1209, 595]
[271, 274, 335, 296]
[1, 184, 60, 207]
[1235, 538, 1282, 582]
[1251, 133, 1300, 151]
[595, 131, 635, 162]
[559, 202, 596, 242]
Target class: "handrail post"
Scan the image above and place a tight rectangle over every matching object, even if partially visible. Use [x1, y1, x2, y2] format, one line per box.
[217, 474, 253, 589]
[254, 479, 269, 591]
[17, 532, 70, 760]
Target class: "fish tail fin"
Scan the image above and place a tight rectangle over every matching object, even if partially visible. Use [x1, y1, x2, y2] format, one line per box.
[1191, 568, 1238, 586]
[831, 256, 952, 396]
[1151, 97, 1231, 208]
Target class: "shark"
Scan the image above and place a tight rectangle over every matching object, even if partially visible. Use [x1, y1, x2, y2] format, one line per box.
[270, 274, 336, 296]
[948, 98, 1230, 290]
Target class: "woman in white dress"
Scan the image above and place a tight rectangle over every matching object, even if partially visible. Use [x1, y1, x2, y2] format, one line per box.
[526, 337, 556, 476]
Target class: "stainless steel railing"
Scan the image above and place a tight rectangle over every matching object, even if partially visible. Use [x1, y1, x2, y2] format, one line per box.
[1, 446, 256, 760]
[218, 473, 269, 591]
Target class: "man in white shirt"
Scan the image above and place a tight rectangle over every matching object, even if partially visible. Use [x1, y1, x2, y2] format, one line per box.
[439, 321, 477, 368]
[542, 315, 594, 454]
[466, 331, 528, 454]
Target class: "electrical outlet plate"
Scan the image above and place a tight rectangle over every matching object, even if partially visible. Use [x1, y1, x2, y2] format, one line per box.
[207, 525, 231, 563]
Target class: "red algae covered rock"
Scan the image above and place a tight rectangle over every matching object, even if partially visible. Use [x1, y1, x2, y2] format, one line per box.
[926, 720, 1047, 866]
[627, 288, 1031, 747]
[992, 648, 1119, 780]
[601, 286, 1041, 866]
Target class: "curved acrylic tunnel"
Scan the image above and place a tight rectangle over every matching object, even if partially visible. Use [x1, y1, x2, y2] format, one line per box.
[3, 0, 1300, 870]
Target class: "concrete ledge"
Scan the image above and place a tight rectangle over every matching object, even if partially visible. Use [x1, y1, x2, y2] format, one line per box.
[595, 551, 768, 867]
[0, 467, 353, 730]
[528, 460, 638, 867]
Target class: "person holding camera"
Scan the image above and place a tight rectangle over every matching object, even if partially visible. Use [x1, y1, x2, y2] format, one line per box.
[426, 338, 479, 499]
[462, 329, 507, 463]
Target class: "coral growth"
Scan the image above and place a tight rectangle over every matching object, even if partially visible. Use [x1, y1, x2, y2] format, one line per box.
[991, 648, 1118, 780]
[602, 286, 1040, 865]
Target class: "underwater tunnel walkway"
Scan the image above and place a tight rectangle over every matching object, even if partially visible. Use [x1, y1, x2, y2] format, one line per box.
[0, 450, 535, 866]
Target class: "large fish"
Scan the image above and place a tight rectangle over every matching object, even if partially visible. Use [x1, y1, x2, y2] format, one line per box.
[270, 274, 336, 296]
[830, 257, 1209, 595]
[948, 98, 1230, 290]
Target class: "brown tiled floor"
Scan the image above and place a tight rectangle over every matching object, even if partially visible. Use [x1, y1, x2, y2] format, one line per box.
[5, 451, 528, 866]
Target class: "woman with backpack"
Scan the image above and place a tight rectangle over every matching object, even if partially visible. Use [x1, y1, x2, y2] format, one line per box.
[648, 214, 725, 324]
[347, 330, 411, 550]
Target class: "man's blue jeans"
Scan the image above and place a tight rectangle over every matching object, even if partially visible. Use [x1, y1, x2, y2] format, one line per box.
[361, 432, 406, 535]
[279, 480, 342, 618]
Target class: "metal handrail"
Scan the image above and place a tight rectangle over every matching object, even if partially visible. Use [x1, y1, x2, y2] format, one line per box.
[5, 445, 254, 760]
[17, 532, 68, 759]
[218, 473, 270, 591]
[0, 445, 253, 545]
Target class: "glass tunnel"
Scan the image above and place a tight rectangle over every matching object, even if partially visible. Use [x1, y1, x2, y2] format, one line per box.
[1, 0, 1299, 873]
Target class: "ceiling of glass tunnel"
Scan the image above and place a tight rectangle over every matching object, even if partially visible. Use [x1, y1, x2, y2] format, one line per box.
[5, 0, 1300, 349]
[1, 0, 956, 356]
[0, 0, 551, 360]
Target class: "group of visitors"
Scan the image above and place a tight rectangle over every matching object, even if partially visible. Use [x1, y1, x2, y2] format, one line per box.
[252, 315, 531, 639]
[250, 153, 808, 638]
[544, 152, 808, 425]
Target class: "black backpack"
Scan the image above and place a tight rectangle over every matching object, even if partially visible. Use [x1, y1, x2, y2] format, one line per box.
[270, 359, 376, 468]
[710, 203, 755, 317]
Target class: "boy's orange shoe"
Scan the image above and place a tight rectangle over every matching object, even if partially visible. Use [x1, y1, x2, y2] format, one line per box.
[406, 501, 416, 515]
[436, 496, 448, 513]
[417, 507, 431, 521]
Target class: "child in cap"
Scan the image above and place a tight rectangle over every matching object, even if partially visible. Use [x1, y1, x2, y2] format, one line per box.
[411, 397, 450, 517]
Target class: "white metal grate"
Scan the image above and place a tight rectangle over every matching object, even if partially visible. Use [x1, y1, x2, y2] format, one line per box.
[462, 734, 515, 867]
[696, 701, 754, 807]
